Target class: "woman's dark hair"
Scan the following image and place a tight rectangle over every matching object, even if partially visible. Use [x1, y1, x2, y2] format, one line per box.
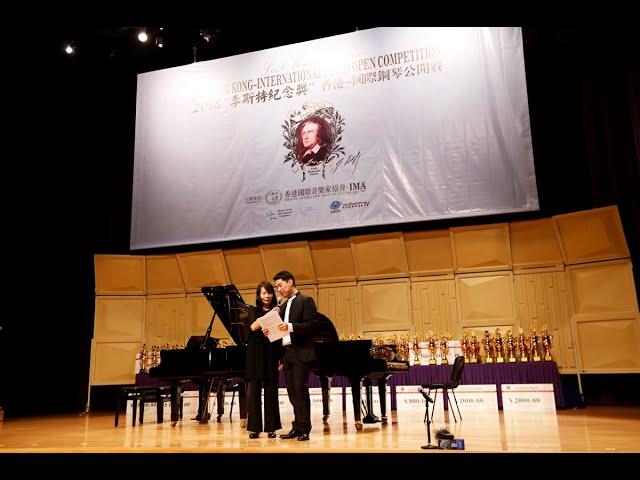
[255, 281, 277, 310]
[294, 116, 332, 160]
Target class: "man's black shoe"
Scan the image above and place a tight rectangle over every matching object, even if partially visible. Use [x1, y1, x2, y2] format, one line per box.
[279, 430, 300, 439]
[297, 433, 310, 441]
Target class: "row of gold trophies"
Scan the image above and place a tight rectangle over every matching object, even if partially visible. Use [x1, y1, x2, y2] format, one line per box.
[459, 327, 553, 364]
[343, 326, 553, 365]
[135, 344, 183, 374]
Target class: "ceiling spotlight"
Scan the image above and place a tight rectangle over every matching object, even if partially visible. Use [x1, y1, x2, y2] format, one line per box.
[156, 35, 164, 48]
[64, 44, 74, 54]
[138, 31, 148, 42]
[200, 29, 213, 43]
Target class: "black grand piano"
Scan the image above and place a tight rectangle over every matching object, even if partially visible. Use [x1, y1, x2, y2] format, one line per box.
[150, 284, 409, 430]
[313, 323, 409, 430]
[149, 285, 250, 425]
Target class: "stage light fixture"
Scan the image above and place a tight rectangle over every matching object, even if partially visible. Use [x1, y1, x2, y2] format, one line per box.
[138, 31, 148, 42]
[156, 27, 164, 48]
[200, 29, 213, 43]
[64, 44, 74, 54]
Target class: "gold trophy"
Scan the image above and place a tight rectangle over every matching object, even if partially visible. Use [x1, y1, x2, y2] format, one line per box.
[427, 331, 437, 365]
[399, 335, 410, 362]
[542, 325, 553, 361]
[483, 330, 494, 363]
[470, 331, 479, 363]
[517, 328, 528, 362]
[461, 330, 469, 363]
[530, 326, 541, 361]
[506, 330, 517, 363]
[412, 335, 420, 365]
[494, 329, 505, 363]
[440, 333, 449, 365]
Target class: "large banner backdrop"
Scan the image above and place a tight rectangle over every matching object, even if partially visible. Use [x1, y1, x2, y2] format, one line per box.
[131, 27, 538, 249]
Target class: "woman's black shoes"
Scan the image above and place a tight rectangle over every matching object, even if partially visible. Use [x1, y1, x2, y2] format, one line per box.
[267, 432, 277, 438]
[248, 432, 260, 439]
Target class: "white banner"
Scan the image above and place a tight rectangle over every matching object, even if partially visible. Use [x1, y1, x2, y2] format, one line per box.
[501, 383, 557, 411]
[453, 384, 499, 413]
[125, 399, 172, 424]
[395, 385, 445, 420]
[132, 27, 537, 249]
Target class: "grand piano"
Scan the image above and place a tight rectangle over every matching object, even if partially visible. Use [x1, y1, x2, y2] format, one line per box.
[313, 325, 409, 430]
[150, 284, 409, 430]
[149, 285, 250, 425]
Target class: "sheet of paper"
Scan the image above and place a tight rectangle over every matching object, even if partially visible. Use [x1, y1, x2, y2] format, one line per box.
[257, 309, 287, 343]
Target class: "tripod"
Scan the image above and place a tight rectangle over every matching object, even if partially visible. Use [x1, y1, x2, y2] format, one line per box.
[419, 387, 438, 449]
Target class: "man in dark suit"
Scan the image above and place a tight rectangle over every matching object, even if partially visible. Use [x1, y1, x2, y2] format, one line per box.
[272, 270, 317, 441]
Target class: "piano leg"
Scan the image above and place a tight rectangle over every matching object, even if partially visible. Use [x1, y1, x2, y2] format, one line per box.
[215, 379, 225, 423]
[195, 379, 212, 422]
[170, 382, 182, 427]
[349, 376, 364, 430]
[377, 375, 390, 424]
[320, 375, 331, 423]
[362, 377, 381, 424]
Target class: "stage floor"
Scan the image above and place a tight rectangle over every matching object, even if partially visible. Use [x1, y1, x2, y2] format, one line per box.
[1, 406, 639, 454]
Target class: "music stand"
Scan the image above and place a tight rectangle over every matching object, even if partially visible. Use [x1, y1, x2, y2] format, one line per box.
[420, 388, 438, 449]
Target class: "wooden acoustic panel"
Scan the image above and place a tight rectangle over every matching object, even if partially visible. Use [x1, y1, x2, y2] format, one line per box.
[457, 273, 516, 327]
[176, 250, 229, 293]
[223, 247, 267, 290]
[94, 255, 146, 295]
[297, 285, 318, 305]
[411, 279, 458, 338]
[359, 280, 411, 333]
[260, 242, 316, 285]
[567, 260, 639, 322]
[145, 295, 186, 347]
[309, 238, 357, 283]
[513, 272, 575, 370]
[351, 233, 408, 280]
[185, 293, 233, 345]
[577, 318, 640, 372]
[93, 296, 146, 341]
[510, 219, 563, 270]
[92, 342, 140, 385]
[553, 206, 629, 264]
[318, 283, 359, 336]
[404, 230, 454, 276]
[451, 224, 511, 273]
[145, 255, 185, 294]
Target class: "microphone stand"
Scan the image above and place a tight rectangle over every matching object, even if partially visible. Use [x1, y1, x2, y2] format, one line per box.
[420, 388, 438, 450]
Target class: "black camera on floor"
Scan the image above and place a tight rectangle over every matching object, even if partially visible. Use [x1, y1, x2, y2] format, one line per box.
[435, 429, 465, 450]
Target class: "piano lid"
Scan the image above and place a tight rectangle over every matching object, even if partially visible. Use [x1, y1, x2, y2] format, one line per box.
[201, 284, 254, 346]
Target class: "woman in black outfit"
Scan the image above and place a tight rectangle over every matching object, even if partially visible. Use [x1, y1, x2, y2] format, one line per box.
[246, 281, 282, 439]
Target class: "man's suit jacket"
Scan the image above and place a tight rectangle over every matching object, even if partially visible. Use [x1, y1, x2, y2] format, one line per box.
[280, 292, 318, 362]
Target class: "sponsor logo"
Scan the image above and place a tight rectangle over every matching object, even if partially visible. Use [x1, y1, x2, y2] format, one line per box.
[265, 190, 283, 205]
[299, 205, 315, 215]
[330, 201, 342, 210]
[266, 210, 276, 220]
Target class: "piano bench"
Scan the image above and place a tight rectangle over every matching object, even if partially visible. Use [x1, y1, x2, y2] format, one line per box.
[114, 386, 179, 427]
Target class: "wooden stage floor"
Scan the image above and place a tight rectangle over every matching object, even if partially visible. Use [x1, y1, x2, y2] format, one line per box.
[1, 406, 639, 454]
